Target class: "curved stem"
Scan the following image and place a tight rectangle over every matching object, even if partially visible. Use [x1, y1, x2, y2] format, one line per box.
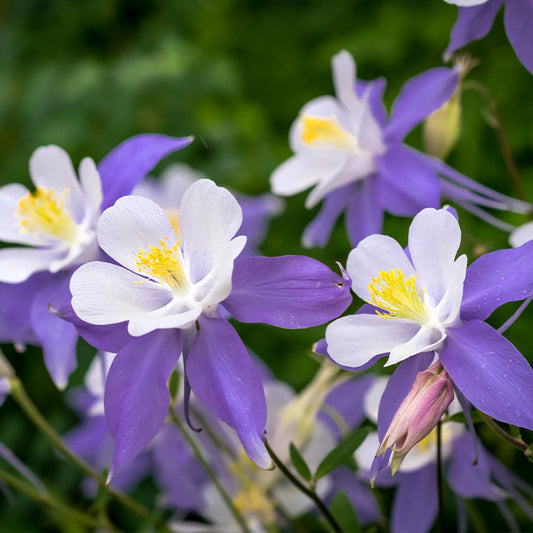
[9, 377, 174, 533]
[168, 408, 253, 533]
[265, 440, 343, 533]
[0, 465, 120, 532]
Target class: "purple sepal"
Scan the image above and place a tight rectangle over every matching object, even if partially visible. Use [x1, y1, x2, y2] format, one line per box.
[504, 1, 533, 75]
[385, 67, 459, 142]
[105, 329, 181, 479]
[30, 273, 78, 389]
[224, 255, 352, 329]
[391, 463, 437, 533]
[356, 78, 388, 128]
[461, 241, 533, 321]
[345, 178, 384, 247]
[98, 134, 193, 211]
[441, 320, 533, 429]
[444, 1, 504, 60]
[377, 145, 441, 216]
[186, 315, 270, 468]
[65, 416, 111, 469]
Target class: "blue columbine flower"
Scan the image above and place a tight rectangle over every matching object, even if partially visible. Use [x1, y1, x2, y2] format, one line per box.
[69, 178, 351, 476]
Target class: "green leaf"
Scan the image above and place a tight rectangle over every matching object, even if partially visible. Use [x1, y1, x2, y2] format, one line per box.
[314, 427, 370, 481]
[330, 491, 361, 533]
[168, 368, 180, 401]
[289, 442, 312, 482]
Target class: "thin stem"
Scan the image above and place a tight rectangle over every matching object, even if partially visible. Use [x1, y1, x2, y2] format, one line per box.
[436, 421, 444, 533]
[168, 408, 253, 533]
[9, 377, 174, 533]
[476, 408, 532, 457]
[265, 440, 343, 533]
[0, 465, 120, 532]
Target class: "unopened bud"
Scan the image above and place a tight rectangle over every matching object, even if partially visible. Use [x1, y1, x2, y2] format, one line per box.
[377, 360, 454, 475]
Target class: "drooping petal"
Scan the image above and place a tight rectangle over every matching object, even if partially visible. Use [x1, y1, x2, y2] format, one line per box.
[97, 195, 177, 274]
[444, 1, 504, 60]
[326, 314, 420, 369]
[0, 246, 65, 283]
[345, 177, 384, 247]
[105, 329, 181, 479]
[386, 326, 445, 367]
[186, 316, 270, 468]
[386, 67, 459, 141]
[460, 241, 533, 321]
[224, 255, 351, 328]
[98, 134, 194, 211]
[346, 234, 415, 303]
[180, 179, 245, 284]
[504, 0, 533, 74]
[70, 261, 172, 326]
[391, 464, 438, 533]
[440, 320, 533, 429]
[376, 145, 441, 216]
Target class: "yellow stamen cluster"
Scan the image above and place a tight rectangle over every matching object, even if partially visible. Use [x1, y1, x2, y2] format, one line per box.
[301, 114, 359, 151]
[232, 486, 276, 524]
[16, 186, 79, 243]
[368, 269, 429, 323]
[135, 239, 189, 295]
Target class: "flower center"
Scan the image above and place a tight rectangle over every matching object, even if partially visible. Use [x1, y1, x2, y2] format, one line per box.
[135, 239, 190, 295]
[232, 486, 276, 524]
[300, 113, 360, 152]
[16, 186, 80, 243]
[368, 269, 431, 324]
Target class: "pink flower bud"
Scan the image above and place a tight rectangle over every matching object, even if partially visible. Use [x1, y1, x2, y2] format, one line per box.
[377, 360, 454, 475]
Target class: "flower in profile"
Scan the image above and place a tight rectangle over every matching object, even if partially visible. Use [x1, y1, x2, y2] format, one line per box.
[444, 1, 533, 74]
[270, 50, 530, 248]
[0, 135, 193, 388]
[326, 207, 533, 431]
[69, 179, 351, 476]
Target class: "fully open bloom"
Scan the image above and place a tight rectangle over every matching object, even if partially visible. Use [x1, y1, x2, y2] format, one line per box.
[444, 1, 533, 74]
[270, 50, 530, 247]
[69, 179, 351, 475]
[326, 207, 533, 431]
[0, 135, 193, 387]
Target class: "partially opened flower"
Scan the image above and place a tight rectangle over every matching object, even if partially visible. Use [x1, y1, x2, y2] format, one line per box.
[70, 178, 351, 476]
[444, 0, 533, 74]
[326, 207, 533, 431]
[270, 50, 530, 248]
[0, 135, 193, 387]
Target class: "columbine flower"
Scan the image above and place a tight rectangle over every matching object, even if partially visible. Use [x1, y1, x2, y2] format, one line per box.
[444, 1, 533, 74]
[0, 135, 192, 388]
[69, 178, 351, 476]
[270, 50, 530, 248]
[326, 207, 533, 431]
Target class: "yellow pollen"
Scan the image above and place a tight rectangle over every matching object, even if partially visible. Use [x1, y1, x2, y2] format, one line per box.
[301, 114, 359, 151]
[232, 486, 276, 524]
[16, 186, 79, 243]
[368, 269, 429, 323]
[135, 239, 189, 294]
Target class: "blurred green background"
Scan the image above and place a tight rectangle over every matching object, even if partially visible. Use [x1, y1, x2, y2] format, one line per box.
[1, 0, 533, 531]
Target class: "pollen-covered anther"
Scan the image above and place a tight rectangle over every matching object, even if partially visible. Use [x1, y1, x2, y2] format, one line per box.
[135, 239, 189, 295]
[16, 186, 79, 243]
[368, 268, 430, 323]
[300, 113, 360, 152]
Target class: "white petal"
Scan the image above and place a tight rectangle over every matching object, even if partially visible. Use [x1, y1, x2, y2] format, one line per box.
[128, 301, 202, 336]
[0, 183, 41, 245]
[79, 157, 103, 213]
[97, 195, 176, 273]
[385, 326, 445, 367]
[438, 254, 467, 327]
[510, 221, 533, 248]
[180, 179, 243, 284]
[354, 432, 381, 471]
[70, 261, 172, 325]
[363, 376, 389, 423]
[332, 50, 362, 113]
[0, 246, 65, 283]
[270, 152, 345, 198]
[408, 208, 462, 308]
[443, 0, 488, 5]
[347, 234, 415, 303]
[29, 145, 86, 221]
[326, 314, 420, 368]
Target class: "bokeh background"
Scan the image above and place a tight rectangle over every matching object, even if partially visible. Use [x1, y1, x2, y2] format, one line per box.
[1, 1, 533, 531]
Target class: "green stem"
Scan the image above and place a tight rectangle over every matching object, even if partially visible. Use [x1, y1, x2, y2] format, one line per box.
[9, 377, 174, 533]
[265, 440, 343, 533]
[168, 408, 252, 533]
[0, 465, 120, 532]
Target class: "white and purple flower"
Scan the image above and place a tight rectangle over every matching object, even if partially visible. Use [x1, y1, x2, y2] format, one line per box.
[69, 178, 351, 476]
